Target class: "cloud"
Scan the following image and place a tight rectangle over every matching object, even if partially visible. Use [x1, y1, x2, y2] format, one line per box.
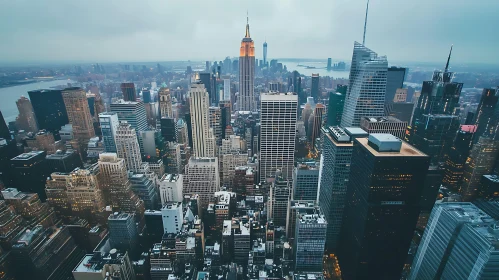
[0, 0, 497, 64]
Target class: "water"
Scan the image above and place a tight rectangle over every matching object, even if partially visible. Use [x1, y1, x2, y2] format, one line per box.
[282, 61, 350, 79]
[0, 79, 74, 122]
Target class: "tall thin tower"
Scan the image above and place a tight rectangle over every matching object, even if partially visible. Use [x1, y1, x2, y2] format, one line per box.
[263, 41, 268, 67]
[363, 0, 370, 45]
[238, 15, 256, 111]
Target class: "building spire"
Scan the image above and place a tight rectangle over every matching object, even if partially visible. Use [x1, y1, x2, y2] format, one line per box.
[445, 45, 453, 72]
[362, 0, 369, 45]
[245, 11, 250, 38]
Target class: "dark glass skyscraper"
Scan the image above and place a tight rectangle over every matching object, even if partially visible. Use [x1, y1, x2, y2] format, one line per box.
[327, 92, 345, 127]
[0, 111, 10, 140]
[28, 89, 69, 139]
[311, 74, 320, 101]
[408, 52, 462, 166]
[385, 66, 406, 103]
[442, 125, 475, 191]
[120, 82, 136, 101]
[338, 134, 429, 280]
[473, 87, 499, 143]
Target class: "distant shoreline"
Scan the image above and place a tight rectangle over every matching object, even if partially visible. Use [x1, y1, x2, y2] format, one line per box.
[0, 80, 39, 89]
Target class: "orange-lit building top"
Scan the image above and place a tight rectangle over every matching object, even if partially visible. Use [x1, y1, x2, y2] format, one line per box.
[240, 20, 255, 57]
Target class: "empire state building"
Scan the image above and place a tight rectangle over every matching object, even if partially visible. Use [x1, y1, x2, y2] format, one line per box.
[238, 17, 255, 112]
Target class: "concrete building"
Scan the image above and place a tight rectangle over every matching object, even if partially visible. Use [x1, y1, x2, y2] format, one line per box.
[292, 162, 320, 201]
[73, 249, 135, 280]
[98, 153, 143, 213]
[341, 42, 388, 127]
[129, 173, 158, 210]
[66, 165, 105, 214]
[10, 150, 48, 201]
[99, 112, 119, 153]
[385, 67, 406, 103]
[294, 210, 327, 272]
[15, 96, 38, 133]
[184, 157, 219, 207]
[45, 172, 72, 218]
[161, 202, 183, 234]
[159, 174, 184, 205]
[159, 87, 173, 118]
[108, 212, 138, 254]
[259, 92, 298, 182]
[115, 122, 145, 173]
[46, 150, 82, 173]
[189, 82, 215, 157]
[62, 87, 95, 149]
[360, 116, 407, 139]
[268, 171, 291, 227]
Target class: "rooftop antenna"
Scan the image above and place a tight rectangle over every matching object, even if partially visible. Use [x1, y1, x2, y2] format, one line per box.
[444, 45, 453, 73]
[362, 0, 370, 45]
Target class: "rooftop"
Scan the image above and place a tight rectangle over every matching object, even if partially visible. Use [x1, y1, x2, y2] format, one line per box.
[298, 213, 326, 224]
[363, 116, 404, 123]
[358, 135, 426, 157]
[73, 250, 129, 273]
[11, 151, 45, 161]
[108, 212, 132, 221]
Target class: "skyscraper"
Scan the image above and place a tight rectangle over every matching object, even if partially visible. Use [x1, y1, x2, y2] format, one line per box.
[318, 126, 367, 252]
[259, 92, 298, 182]
[327, 91, 345, 127]
[268, 171, 291, 227]
[62, 87, 95, 150]
[28, 89, 69, 139]
[110, 100, 148, 133]
[0, 111, 10, 140]
[66, 164, 105, 214]
[98, 153, 143, 213]
[442, 126, 475, 190]
[120, 82, 136, 101]
[263, 41, 268, 67]
[473, 87, 499, 143]
[99, 112, 119, 153]
[338, 134, 429, 280]
[310, 104, 325, 147]
[460, 136, 499, 201]
[238, 16, 256, 112]
[294, 209, 327, 272]
[15, 96, 38, 133]
[409, 203, 497, 280]
[311, 74, 320, 101]
[108, 212, 138, 254]
[10, 151, 48, 201]
[360, 116, 407, 139]
[290, 71, 305, 105]
[384, 67, 406, 103]
[115, 122, 144, 173]
[292, 162, 320, 201]
[184, 157, 219, 207]
[159, 87, 173, 118]
[341, 42, 388, 127]
[189, 82, 215, 157]
[408, 47, 462, 165]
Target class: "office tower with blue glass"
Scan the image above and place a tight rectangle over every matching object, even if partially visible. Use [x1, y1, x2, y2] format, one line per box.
[99, 112, 119, 153]
[341, 42, 388, 127]
[318, 126, 367, 252]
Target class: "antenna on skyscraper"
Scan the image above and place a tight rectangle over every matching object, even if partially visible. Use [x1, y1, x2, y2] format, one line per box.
[444, 45, 453, 73]
[362, 0, 370, 45]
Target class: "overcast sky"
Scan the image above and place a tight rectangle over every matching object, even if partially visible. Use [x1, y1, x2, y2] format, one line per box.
[0, 0, 498, 64]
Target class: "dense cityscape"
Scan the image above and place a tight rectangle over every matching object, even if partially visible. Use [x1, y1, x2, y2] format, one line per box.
[0, 2, 499, 280]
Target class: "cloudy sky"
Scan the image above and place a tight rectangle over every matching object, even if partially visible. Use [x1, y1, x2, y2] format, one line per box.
[0, 0, 497, 64]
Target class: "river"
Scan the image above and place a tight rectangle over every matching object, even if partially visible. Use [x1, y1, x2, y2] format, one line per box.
[0, 79, 75, 122]
[282, 60, 350, 79]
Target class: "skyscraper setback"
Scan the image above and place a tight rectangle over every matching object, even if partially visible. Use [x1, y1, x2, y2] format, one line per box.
[341, 42, 388, 127]
[62, 87, 95, 146]
[238, 17, 256, 112]
[189, 82, 215, 157]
